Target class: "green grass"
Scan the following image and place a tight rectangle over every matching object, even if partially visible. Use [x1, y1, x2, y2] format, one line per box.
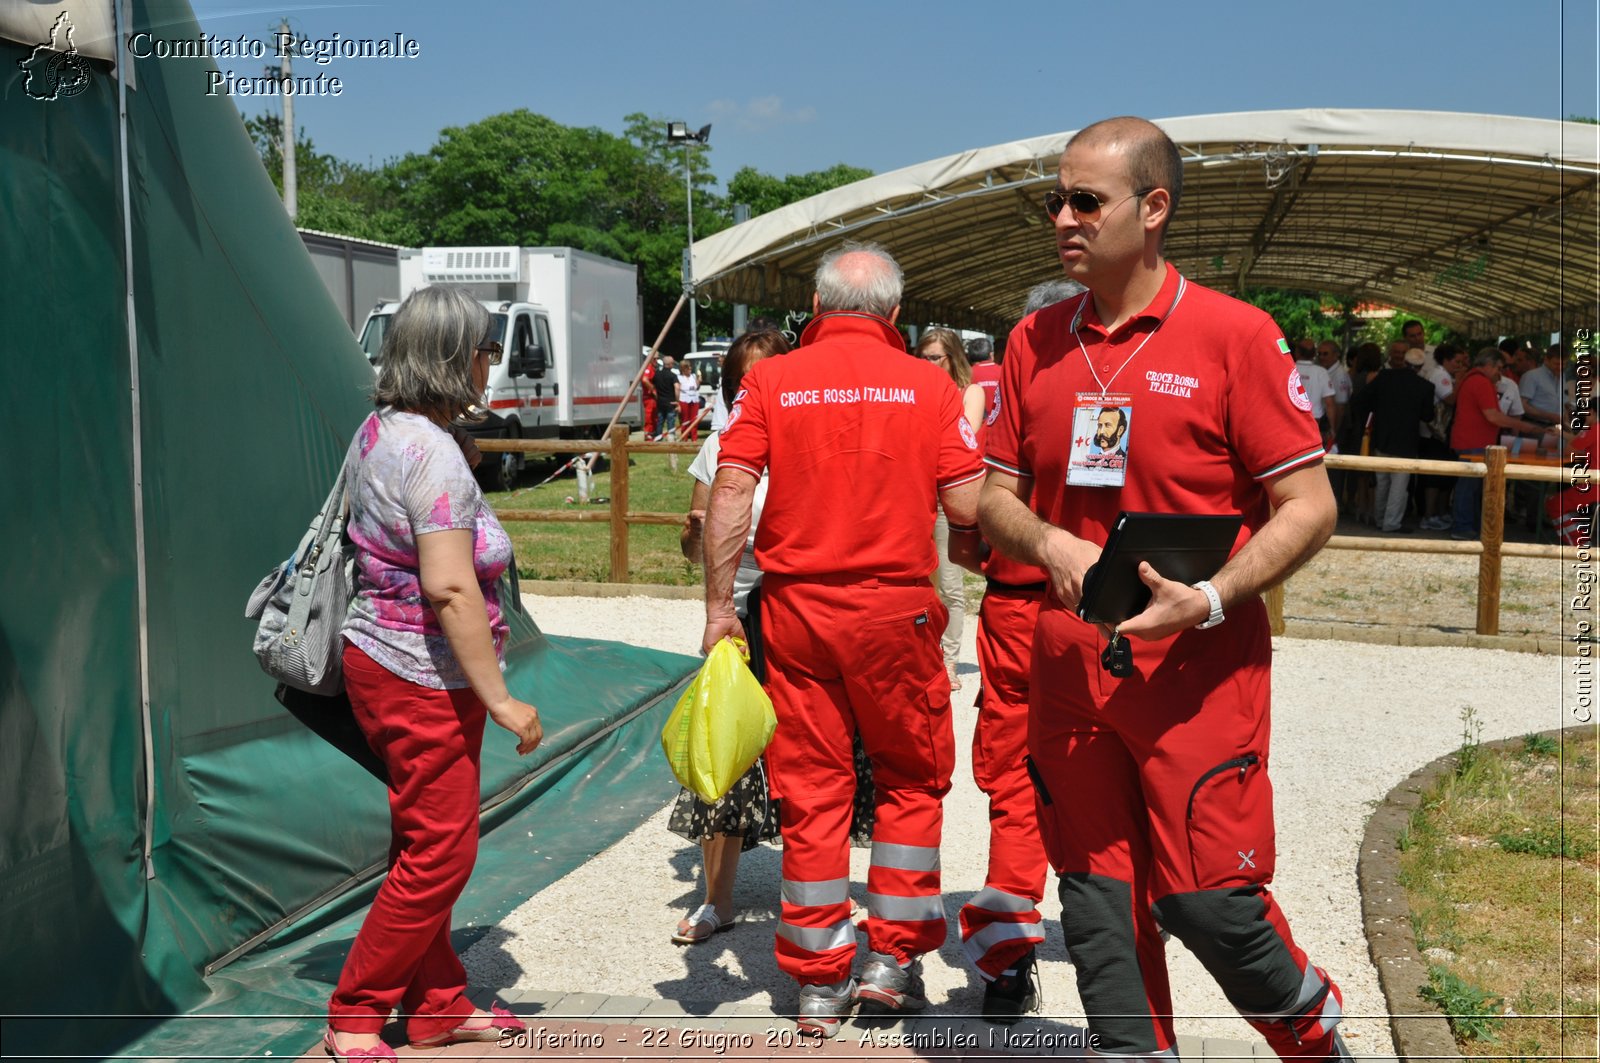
[1396, 717, 1598, 1059]
[490, 449, 705, 585]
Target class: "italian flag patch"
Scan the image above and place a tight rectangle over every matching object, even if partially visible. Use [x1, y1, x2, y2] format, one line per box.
[1276, 338, 1292, 355]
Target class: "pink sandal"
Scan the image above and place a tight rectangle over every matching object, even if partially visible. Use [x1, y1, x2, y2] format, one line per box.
[322, 1028, 397, 1063]
[409, 1000, 526, 1048]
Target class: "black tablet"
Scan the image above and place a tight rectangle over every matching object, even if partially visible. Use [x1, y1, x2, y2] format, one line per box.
[1077, 512, 1244, 626]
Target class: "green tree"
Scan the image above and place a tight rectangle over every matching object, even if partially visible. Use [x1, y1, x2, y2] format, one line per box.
[240, 107, 874, 350]
[241, 112, 414, 243]
[1238, 289, 1355, 345]
[727, 163, 874, 217]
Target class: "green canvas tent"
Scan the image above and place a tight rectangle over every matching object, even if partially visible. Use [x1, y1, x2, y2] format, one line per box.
[0, 2, 694, 1056]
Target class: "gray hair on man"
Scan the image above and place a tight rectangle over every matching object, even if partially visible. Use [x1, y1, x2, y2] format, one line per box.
[372, 285, 492, 422]
[1472, 345, 1505, 369]
[814, 241, 903, 318]
[1023, 278, 1086, 317]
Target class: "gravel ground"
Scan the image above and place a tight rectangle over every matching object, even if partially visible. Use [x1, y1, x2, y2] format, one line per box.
[464, 592, 1567, 1054]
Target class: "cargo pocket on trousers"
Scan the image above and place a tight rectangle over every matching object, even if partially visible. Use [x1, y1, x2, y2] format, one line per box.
[1024, 755, 1066, 871]
[1185, 753, 1276, 889]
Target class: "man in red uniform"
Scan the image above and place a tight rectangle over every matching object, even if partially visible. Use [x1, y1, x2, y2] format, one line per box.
[958, 278, 1081, 1025]
[969, 335, 1002, 417]
[702, 243, 984, 1036]
[979, 116, 1352, 1060]
[1448, 347, 1557, 539]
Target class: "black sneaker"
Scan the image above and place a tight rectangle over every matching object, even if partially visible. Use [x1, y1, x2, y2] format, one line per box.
[981, 948, 1040, 1025]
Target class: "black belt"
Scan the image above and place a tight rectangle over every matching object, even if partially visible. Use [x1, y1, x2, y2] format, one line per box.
[985, 578, 1048, 594]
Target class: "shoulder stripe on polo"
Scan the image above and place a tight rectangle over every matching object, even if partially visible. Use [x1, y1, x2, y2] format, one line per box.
[937, 468, 986, 491]
[1254, 447, 1325, 481]
[983, 456, 1031, 478]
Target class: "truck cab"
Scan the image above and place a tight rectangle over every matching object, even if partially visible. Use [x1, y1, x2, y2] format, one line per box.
[359, 298, 556, 492]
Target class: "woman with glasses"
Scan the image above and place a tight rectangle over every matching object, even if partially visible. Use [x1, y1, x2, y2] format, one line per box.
[325, 286, 541, 1061]
[914, 327, 974, 690]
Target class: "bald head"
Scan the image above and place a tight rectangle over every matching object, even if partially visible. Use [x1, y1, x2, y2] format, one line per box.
[814, 241, 904, 318]
[1066, 116, 1184, 231]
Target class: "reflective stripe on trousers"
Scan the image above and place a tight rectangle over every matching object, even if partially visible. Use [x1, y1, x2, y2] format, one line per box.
[761, 577, 955, 982]
[962, 588, 1048, 976]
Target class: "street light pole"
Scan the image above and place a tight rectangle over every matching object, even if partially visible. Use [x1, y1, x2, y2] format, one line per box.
[682, 138, 695, 351]
[666, 122, 711, 352]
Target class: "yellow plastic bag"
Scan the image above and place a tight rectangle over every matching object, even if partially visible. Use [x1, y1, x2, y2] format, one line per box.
[661, 638, 777, 804]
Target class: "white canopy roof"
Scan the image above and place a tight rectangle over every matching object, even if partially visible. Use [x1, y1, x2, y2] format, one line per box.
[692, 109, 1599, 336]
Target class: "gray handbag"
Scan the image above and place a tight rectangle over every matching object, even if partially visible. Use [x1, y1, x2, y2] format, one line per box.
[245, 460, 355, 695]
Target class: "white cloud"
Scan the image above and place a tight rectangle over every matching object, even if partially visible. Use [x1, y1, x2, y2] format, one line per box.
[705, 95, 817, 133]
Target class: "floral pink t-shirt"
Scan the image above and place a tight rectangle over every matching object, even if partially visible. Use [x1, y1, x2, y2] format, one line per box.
[341, 409, 512, 689]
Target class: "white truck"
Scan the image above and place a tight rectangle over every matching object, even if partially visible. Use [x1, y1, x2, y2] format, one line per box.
[359, 246, 643, 490]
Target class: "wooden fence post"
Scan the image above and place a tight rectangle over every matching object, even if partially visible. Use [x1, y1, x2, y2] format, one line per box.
[608, 426, 630, 583]
[1265, 584, 1286, 636]
[1476, 445, 1507, 635]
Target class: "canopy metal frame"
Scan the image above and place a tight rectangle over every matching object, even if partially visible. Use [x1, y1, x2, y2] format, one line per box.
[691, 110, 1600, 338]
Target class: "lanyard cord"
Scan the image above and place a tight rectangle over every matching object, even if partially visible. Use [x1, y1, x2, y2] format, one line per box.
[1073, 276, 1188, 398]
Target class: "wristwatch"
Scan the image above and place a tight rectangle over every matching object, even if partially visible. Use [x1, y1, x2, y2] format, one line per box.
[1193, 580, 1225, 629]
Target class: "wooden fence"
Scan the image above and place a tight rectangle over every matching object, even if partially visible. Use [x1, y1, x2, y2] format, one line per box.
[482, 432, 1584, 637]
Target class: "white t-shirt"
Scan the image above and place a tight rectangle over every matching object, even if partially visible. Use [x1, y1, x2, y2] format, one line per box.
[689, 433, 766, 616]
[1326, 361, 1352, 406]
[710, 390, 729, 432]
[1420, 360, 1454, 401]
[1495, 375, 1525, 416]
[1294, 360, 1334, 420]
[678, 372, 700, 405]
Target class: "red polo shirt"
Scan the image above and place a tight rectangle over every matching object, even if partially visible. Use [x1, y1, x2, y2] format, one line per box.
[718, 311, 984, 580]
[984, 264, 1324, 554]
[971, 361, 1002, 422]
[1449, 369, 1502, 452]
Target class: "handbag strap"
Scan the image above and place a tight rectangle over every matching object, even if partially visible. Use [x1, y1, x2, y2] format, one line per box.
[298, 457, 351, 578]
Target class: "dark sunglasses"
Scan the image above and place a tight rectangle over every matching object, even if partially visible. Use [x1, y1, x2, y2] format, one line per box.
[475, 340, 504, 366]
[1044, 187, 1153, 220]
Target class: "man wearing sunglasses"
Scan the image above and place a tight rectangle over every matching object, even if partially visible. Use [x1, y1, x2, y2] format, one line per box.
[979, 116, 1351, 1061]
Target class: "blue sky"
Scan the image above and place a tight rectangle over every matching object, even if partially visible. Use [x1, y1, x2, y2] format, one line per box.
[189, 0, 1598, 186]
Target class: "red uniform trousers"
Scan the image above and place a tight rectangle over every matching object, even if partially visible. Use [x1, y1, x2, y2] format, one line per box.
[643, 390, 657, 437]
[1028, 599, 1345, 1059]
[328, 642, 484, 1043]
[959, 586, 1049, 979]
[760, 574, 955, 985]
[678, 401, 700, 441]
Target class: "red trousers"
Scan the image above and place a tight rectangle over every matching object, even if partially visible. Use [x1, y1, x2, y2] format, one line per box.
[643, 392, 657, 437]
[761, 575, 954, 984]
[678, 401, 700, 441]
[1029, 599, 1345, 1059]
[328, 642, 484, 1042]
[958, 587, 1048, 978]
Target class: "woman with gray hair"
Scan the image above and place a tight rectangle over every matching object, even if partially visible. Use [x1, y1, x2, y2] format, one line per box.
[324, 286, 541, 1061]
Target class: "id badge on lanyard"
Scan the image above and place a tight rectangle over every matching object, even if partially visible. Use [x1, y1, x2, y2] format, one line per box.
[1067, 392, 1132, 488]
[1063, 277, 1185, 490]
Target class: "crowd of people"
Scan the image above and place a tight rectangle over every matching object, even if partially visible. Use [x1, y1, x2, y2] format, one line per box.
[313, 112, 1590, 1062]
[642, 351, 712, 442]
[1292, 326, 1581, 539]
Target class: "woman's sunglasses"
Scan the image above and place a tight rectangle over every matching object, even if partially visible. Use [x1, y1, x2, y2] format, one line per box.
[1043, 187, 1152, 221]
[475, 340, 504, 366]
